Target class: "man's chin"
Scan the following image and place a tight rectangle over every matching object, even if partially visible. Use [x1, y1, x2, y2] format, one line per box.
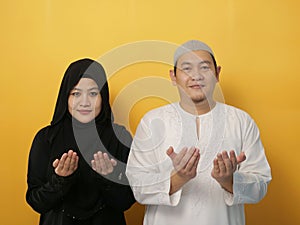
[191, 96, 207, 104]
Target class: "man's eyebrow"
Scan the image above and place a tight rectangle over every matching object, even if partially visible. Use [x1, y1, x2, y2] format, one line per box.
[199, 60, 211, 64]
[179, 62, 192, 66]
[180, 60, 211, 66]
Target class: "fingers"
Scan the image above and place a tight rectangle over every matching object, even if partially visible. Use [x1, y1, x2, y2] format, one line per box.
[92, 152, 103, 173]
[168, 147, 199, 170]
[57, 153, 68, 170]
[213, 150, 245, 176]
[60, 150, 78, 171]
[103, 152, 114, 173]
[211, 151, 239, 193]
[221, 151, 234, 173]
[212, 152, 230, 178]
[53, 150, 78, 177]
[184, 148, 200, 171]
[213, 157, 219, 173]
[92, 151, 117, 175]
[229, 150, 237, 168]
[169, 146, 200, 181]
[174, 147, 190, 170]
[216, 151, 235, 174]
[68, 150, 79, 171]
[172, 147, 187, 164]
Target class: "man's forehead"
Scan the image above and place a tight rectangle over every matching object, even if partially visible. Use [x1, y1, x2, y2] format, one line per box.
[173, 40, 214, 65]
[177, 50, 212, 64]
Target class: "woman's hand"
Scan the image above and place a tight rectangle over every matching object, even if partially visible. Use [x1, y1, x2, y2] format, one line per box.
[52, 150, 79, 177]
[91, 151, 117, 175]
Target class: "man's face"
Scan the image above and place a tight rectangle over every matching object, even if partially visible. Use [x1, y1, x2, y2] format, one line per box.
[170, 50, 220, 104]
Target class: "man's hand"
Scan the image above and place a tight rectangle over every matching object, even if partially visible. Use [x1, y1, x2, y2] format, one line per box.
[91, 151, 117, 175]
[53, 150, 79, 177]
[211, 150, 246, 193]
[167, 146, 200, 194]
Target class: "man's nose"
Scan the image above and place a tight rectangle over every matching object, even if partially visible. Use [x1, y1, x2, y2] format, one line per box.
[191, 68, 204, 80]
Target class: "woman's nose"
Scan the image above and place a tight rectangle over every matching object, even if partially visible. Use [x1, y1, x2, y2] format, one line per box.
[80, 94, 91, 107]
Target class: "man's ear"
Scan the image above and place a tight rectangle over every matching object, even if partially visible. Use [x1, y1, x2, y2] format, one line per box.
[215, 66, 221, 82]
[169, 69, 177, 86]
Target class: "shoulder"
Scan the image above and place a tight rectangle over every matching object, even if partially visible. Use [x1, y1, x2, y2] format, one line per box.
[141, 103, 178, 121]
[112, 123, 131, 136]
[33, 126, 51, 141]
[219, 103, 253, 121]
[217, 103, 259, 132]
[29, 126, 52, 157]
[32, 124, 63, 145]
[112, 123, 132, 146]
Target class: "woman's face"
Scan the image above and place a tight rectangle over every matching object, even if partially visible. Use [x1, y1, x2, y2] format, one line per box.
[68, 78, 102, 123]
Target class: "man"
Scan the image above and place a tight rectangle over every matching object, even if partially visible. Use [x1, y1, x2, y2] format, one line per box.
[126, 40, 271, 225]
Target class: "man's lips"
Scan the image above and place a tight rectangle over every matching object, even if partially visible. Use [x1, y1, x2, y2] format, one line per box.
[189, 84, 205, 89]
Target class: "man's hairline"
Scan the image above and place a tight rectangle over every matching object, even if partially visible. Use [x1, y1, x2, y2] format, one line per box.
[173, 51, 217, 75]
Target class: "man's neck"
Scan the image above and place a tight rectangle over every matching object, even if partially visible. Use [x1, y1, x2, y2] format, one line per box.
[179, 99, 216, 115]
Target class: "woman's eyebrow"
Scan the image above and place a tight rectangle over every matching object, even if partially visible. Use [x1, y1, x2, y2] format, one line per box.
[71, 87, 99, 91]
[88, 87, 99, 91]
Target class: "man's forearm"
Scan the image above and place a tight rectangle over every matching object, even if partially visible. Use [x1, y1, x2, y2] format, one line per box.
[169, 172, 190, 195]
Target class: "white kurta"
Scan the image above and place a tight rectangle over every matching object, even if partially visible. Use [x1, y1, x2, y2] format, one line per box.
[126, 102, 271, 225]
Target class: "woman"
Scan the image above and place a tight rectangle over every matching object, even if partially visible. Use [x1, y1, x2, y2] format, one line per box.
[26, 58, 135, 225]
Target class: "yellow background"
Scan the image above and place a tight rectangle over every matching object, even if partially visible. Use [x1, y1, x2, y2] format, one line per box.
[1, 0, 299, 224]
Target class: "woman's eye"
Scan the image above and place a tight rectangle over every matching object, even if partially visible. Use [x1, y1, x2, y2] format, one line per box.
[89, 92, 99, 97]
[71, 92, 81, 97]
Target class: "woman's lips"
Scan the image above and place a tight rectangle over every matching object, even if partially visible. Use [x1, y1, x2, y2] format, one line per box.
[77, 110, 92, 115]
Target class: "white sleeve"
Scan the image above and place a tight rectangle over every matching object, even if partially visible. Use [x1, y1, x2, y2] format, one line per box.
[224, 117, 272, 206]
[126, 116, 181, 206]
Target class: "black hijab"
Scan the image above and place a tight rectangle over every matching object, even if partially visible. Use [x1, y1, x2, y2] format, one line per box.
[51, 58, 112, 126]
[44, 58, 132, 219]
[47, 58, 131, 180]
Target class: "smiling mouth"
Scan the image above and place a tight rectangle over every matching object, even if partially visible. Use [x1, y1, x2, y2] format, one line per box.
[189, 84, 205, 89]
[77, 110, 92, 115]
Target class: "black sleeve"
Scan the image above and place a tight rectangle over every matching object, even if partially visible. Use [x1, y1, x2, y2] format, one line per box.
[25, 127, 76, 214]
[99, 126, 136, 211]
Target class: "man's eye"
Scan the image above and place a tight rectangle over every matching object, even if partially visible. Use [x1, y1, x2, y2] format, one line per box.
[200, 66, 210, 71]
[182, 67, 191, 71]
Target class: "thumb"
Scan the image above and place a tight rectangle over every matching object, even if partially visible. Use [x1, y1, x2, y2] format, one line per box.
[111, 159, 117, 167]
[52, 159, 59, 168]
[237, 152, 246, 164]
[166, 146, 176, 160]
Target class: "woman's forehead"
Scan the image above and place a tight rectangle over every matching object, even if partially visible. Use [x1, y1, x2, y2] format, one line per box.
[73, 78, 99, 89]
